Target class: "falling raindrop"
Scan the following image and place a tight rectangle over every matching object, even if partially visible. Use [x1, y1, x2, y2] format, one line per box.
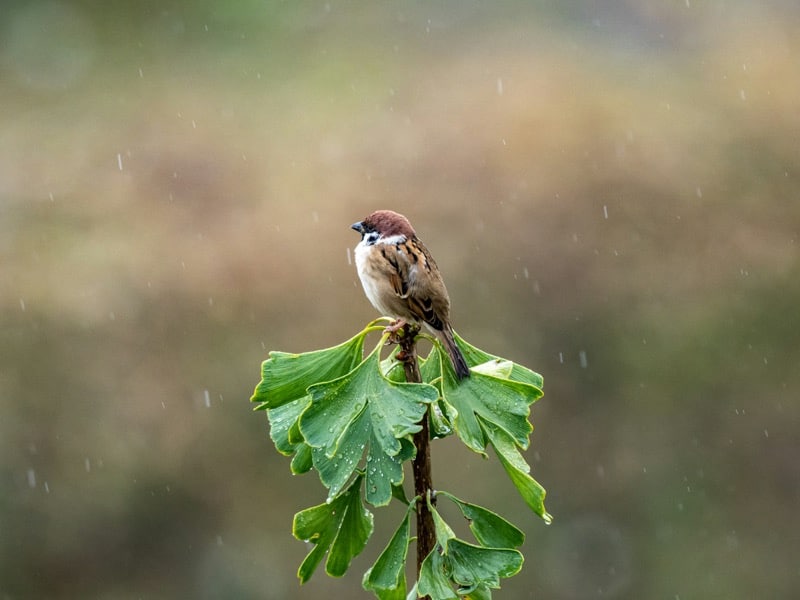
[27, 468, 36, 488]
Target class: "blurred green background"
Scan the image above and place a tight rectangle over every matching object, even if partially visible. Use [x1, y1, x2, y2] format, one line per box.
[2, 1, 798, 598]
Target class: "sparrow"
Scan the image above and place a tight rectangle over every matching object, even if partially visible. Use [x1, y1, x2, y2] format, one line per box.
[351, 210, 470, 380]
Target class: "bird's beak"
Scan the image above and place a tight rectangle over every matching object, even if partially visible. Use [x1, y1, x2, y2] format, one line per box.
[351, 221, 364, 233]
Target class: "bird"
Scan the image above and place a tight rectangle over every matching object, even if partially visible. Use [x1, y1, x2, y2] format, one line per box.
[351, 210, 470, 380]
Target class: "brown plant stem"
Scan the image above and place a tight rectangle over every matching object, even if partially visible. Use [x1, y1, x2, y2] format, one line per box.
[396, 326, 436, 588]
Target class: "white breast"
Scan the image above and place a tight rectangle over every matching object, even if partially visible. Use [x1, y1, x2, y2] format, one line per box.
[354, 235, 416, 319]
[354, 240, 389, 315]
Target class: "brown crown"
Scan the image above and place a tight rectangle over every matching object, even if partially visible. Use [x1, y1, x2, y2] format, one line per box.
[361, 210, 416, 238]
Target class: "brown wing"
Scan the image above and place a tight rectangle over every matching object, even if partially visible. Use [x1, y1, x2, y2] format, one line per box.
[387, 237, 451, 332]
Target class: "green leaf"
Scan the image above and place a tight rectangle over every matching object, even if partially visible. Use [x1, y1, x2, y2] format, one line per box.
[390, 481, 410, 505]
[419, 503, 524, 599]
[292, 475, 374, 583]
[308, 409, 371, 501]
[418, 550, 459, 600]
[440, 358, 536, 456]
[463, 585, 492, 600]
[430, 499, 457, 544]
[429, 399, 455, 438]
[380, 351, 406, 382]
[483, 420, 551, 523]
[267, 396, 311, 455]
[365, 437, 415, 507]
[470, 358, 514, 379]
[251, 332, 366, 409]
[362, 503, 414, 600]
[419, 345, 457, 438]
[453, 332, 544, 395]
[290, 442, 313, 474]
[446, 539, 523, 595]
[438, 492, 525, 549]
[267, 396, 315, 474]
[479, 418, 532, 473]
[300, 342, 438, 505]
[419, 339, 446, 384]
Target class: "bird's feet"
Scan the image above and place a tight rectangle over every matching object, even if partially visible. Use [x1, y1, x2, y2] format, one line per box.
[384, 319, 409, 335]
[384, 320, 420, 363]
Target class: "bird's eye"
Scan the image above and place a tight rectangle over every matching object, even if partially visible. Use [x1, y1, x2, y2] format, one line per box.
[365, 232, 380, 245]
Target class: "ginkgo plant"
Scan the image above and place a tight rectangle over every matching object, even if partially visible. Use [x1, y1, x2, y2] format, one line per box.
[251, 318, 550, 599]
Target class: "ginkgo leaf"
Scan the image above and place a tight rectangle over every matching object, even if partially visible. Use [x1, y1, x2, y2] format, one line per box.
[463, 584, 492, 600]
[418, 550, 459, 600]
[267, 395, 310, 455]
[364, 437, 415, 507]
[429, 398, 455, 438]
[470, 358, 514, 379]
[430, 500, 457, 543]
[439, 354, 536, 456]
[380, 352, 406, 382]
[452, 332, 544, 394]
[251, 332, 366, 410]
[418, 502, 524, 599]
[482, 419, 551, 523]
[446, 539, 523, 595]
[438, 491, 525, 549]
[267, 396, 316, 474]
[419, 339, 541, 454]
[299, 342, 438, 505]
[293, 475, 374, 583]
[362, 502, 414, 600]
[290, 442, 313, 474]
[419, 344, 458, 438]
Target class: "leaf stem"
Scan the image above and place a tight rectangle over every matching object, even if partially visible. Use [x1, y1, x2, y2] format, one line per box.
[396, 325, 436, 590]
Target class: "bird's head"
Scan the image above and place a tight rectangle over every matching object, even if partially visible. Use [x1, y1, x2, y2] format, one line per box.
[351, 210, 416, 245]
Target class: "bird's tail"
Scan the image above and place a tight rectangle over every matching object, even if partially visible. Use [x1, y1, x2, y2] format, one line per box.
[438, 327, 470, 380]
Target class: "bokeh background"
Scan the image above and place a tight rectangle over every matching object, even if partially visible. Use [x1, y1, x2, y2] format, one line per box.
[2, 1, 798, 598]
